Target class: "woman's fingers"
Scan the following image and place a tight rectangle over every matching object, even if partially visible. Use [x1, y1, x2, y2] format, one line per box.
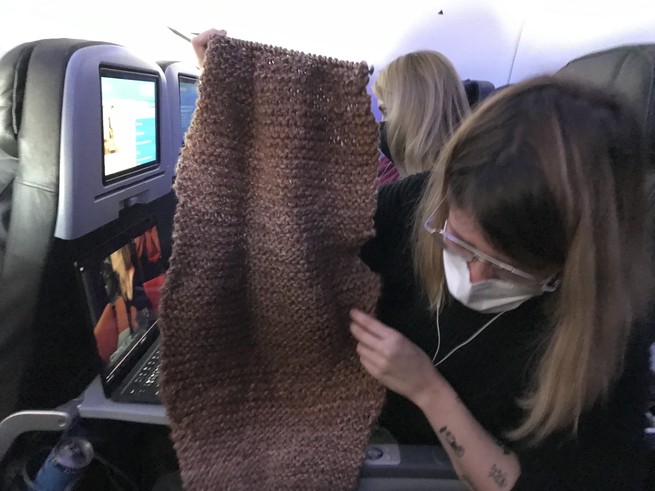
[350, 321, 382, 351]
[358, 356, 382, 380]
[350, 309, 395, 337]
[356, 339, 383, 365]
[192, 28, 227, 67]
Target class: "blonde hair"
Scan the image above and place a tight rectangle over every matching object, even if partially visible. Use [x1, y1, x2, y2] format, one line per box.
[373, 50, 470, 176]
[413, 75, 653, 443]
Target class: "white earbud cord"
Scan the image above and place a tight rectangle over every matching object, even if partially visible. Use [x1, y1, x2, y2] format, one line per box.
[432, 306, 505, 367]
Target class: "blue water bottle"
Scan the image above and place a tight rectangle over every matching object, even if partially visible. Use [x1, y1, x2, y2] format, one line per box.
[31, 437, 94, 491]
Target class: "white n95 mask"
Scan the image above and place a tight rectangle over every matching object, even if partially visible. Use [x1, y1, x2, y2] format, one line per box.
[442, 249, 548, 313]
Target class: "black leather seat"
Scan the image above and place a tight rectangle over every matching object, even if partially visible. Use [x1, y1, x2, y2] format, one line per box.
[0, 40, 111, 421]
[558, 44, 655, 165]
[558, 45, 655, 253]
[559, 44, 655, 489]
[0, 153, 17, 273]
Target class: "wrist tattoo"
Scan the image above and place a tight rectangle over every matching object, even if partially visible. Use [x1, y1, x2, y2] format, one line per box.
[489, 464, 508, 488]
[459, 474, 478, 491]
[438, 426, 465, 457]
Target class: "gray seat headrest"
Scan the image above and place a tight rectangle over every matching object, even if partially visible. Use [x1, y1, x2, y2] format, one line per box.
[0, 42, 38, 158]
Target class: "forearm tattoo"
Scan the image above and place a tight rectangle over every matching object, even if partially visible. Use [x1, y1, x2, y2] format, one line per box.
[489, 464, 508, 488]
[438, 426, 465, 457]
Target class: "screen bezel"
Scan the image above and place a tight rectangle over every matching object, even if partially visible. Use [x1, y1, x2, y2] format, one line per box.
[99, 65, 161, 185]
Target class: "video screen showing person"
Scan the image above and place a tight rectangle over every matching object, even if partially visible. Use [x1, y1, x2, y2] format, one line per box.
[83, 224, 166, 372]
[179, 75, 199, 147]
[101, 68, 159, 180]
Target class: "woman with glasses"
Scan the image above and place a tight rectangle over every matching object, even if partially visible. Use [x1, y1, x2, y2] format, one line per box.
[353, 75, 654, 490]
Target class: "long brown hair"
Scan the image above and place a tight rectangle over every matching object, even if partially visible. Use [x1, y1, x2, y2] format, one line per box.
[373, 50, 470, 176]
[414, 75, 653, 442]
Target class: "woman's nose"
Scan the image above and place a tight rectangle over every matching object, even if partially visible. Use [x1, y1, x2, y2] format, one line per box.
[468, 258, 496, 284]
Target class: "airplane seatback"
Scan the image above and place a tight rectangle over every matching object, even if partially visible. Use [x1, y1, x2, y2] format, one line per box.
[462, 79, 495, 109]
[149, 61, 202, 263]
[559, 46, 655, 470]
[0, 41, 36, 279]
[0, 39, 175, 421]
[558, 44, 655, 166]
[0, 39, 106, 420]
[158, 61, 200, 158]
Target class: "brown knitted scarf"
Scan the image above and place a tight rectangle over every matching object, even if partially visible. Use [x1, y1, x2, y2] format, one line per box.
[158, 36, 384, 490]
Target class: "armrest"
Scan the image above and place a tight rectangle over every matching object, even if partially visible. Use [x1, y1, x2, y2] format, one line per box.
[361, 443, 458, 480]
[0, 399, 79, 463]
[358, 427, 461, 491]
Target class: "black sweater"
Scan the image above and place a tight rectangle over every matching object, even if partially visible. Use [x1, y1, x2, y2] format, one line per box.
[361, 172, 653, 490]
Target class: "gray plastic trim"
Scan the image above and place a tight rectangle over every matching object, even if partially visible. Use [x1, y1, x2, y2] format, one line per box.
[162, 61, 199, 161]
[0, 400, 78, 462]
[55, 45, 176, 240]
[77, 376, 168, 426]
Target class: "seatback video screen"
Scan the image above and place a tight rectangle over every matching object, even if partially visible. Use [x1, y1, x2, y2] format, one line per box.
[179, 74, 199, 147]
[101, 67, 160, 182]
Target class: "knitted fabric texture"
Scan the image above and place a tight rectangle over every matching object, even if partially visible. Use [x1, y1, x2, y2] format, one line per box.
[159, 36, 384, 490]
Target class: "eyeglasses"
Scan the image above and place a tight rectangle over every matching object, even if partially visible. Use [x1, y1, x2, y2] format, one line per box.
[423, 207, 540, 284]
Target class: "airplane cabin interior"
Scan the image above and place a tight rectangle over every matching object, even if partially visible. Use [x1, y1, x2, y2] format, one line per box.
[0, 1, 654, 490]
